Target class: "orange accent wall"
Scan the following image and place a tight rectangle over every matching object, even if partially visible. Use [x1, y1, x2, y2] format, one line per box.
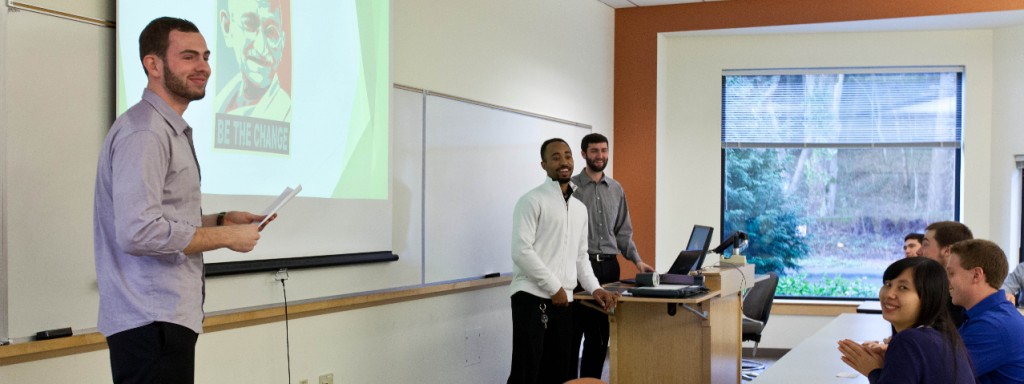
[614, 0, 1024, 274]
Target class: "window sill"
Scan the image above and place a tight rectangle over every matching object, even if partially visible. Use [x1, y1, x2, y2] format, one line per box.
[771, 299, 862, 316]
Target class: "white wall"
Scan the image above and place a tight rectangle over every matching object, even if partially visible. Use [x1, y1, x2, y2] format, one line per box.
[4, 288, 514, 383]
[394, 0, 615, 136]
[659, 28, 998, 348]
[3, 5, 112, 339]
[0, 0, 9, 343]
[752, 314, 835, 351]
[0, 0, 614, 382]
[991, 24, 1024, 264]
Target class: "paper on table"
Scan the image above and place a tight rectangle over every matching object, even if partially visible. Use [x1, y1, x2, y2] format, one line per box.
[260, 185, 302, 227]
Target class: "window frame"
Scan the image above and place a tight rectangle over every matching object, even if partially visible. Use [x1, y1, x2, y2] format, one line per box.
[720, 67, 964, 301]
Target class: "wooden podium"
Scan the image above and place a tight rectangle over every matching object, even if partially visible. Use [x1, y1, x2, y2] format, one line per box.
[577, 264, 754, 384]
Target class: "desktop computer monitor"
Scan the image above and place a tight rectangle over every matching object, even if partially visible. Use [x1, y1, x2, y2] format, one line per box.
[665, 225, 715, 275]
[684, 225, 714, 270]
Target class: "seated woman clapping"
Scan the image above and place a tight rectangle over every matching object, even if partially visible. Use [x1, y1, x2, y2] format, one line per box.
[837, 257, 974, 383]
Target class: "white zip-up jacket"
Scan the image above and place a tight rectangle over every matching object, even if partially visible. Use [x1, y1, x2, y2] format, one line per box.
[510, 178, 601, 300]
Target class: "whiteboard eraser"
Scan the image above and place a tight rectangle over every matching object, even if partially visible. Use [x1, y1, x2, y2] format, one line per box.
[35, 327, 72, 340]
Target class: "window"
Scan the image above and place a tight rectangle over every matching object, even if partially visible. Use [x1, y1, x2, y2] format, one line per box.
[721, 68, 962, 299]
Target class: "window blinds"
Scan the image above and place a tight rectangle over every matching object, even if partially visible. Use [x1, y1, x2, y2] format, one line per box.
[722, 67, 963, 148]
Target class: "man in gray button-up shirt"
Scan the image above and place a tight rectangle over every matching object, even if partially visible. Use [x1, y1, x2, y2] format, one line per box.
[94, 17, 269, 384]
[569, 133, 654, 379]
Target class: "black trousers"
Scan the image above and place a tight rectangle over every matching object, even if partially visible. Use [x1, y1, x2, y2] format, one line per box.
[106, 321, 199, 384]
[508, 291, 574, 384]
[572, 257, 620, 378]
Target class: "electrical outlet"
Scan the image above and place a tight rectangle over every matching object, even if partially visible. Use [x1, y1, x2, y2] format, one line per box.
[463, 327, 483, 367]
[318, 373, 334, 384]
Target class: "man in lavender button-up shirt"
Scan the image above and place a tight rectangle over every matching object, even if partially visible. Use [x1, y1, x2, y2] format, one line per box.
[94, 17, 270, 384]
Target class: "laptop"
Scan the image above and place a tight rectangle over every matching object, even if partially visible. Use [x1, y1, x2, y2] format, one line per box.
[622, 225, 714, 286]
[627, 283, 709, 298]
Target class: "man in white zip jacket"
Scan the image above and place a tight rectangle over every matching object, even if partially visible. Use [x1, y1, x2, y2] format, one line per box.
[507, 138, 619, 384]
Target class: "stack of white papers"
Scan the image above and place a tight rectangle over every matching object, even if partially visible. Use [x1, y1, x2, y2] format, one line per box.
[260, 185, 302, 227]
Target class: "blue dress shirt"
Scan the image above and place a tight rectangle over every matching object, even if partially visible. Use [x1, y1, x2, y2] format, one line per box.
[960, 290, 1024, 384]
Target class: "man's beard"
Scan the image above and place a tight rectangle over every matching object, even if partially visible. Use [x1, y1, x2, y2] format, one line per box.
[586, 157, 607, 172]
[548, 167, 572, 184]
[548, 172, 571, 184]
[164, 67, 206, 101]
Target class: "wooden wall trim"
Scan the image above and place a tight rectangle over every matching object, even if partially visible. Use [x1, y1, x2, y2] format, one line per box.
[0, 276, 511, 366]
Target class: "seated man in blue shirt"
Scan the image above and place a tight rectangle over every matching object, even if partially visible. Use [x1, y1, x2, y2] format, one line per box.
[947, 239, 1024, 384]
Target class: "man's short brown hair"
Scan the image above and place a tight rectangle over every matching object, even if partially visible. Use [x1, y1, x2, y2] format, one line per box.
[925, 221, 974, 248]
[949, 239, 1008, 290]
[138, 17, 200, 75]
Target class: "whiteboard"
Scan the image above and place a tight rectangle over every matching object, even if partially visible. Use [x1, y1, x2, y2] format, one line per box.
[412, 90, 592, 283]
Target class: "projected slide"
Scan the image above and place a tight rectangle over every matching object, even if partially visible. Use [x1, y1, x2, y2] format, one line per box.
[116, 0, 389, 200]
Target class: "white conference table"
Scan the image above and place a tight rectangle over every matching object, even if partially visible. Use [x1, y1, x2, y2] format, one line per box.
[752, 313, 890, 384]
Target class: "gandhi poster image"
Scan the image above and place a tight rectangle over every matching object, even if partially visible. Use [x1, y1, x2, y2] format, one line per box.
[117, 0, 389, 199]
[214, 0, 292, 155]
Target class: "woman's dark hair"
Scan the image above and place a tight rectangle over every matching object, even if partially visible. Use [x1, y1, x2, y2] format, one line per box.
[882, 257, 969, 378]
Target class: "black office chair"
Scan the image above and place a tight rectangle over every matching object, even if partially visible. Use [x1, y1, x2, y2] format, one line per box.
[742, 272, 779, 357]
[740, 272, 779, 381]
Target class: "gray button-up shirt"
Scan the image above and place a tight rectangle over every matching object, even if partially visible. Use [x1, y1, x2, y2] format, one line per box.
[570, 171, 641, 264]
[93, 89, 204, 336]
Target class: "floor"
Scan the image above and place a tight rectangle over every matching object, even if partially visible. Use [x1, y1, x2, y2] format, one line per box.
[741, 356, 778, 381]
[741, 348, 784, 382]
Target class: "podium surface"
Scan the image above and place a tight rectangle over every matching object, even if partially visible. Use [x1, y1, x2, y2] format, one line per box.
[577, 264, 754, 384]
